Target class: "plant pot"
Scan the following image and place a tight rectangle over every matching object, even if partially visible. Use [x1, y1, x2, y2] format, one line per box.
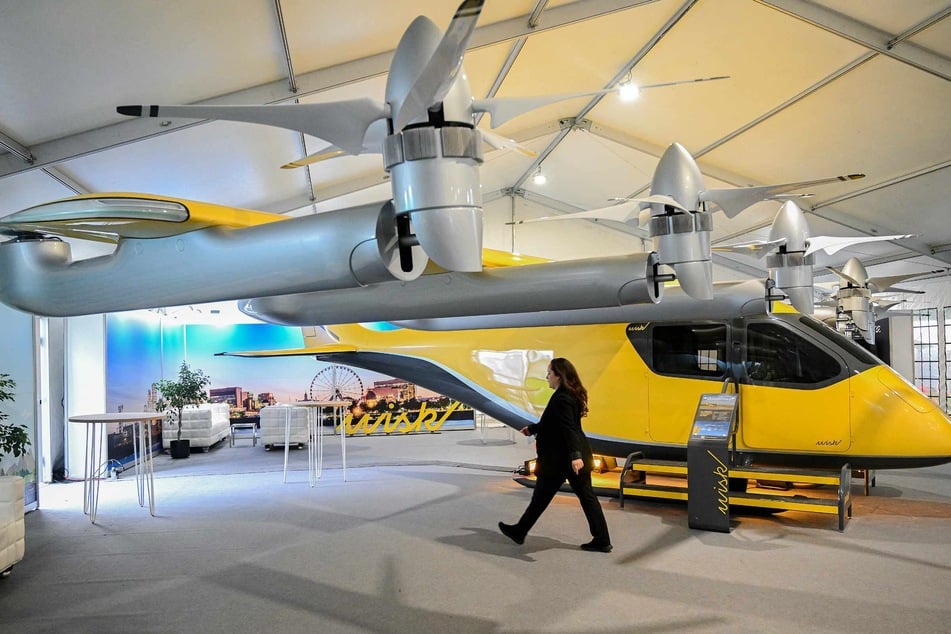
[169, 439, 190, 459]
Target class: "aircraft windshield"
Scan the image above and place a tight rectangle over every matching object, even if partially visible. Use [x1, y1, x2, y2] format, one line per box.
[746, 322, 842, 385]
[797, 314, 880, 367]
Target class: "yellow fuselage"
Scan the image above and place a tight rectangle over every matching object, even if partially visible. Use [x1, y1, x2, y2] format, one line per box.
[321, 316, 951, 470]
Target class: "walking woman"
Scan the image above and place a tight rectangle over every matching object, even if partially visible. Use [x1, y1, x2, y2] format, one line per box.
[499, 357, 612, 552]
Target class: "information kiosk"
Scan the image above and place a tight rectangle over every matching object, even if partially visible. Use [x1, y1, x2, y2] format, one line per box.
[687, 393, 737, 533]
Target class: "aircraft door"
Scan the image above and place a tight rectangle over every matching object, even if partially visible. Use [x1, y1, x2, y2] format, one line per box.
[737, 318, 851, 453]
[637, 322, 730, 444]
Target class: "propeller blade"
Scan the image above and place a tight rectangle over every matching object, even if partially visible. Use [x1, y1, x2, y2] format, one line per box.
[873, 299, 906, 310]
[473, 76, 729, 129]
[828, 265, 865, 288]
[507, 196, 685, 226]
[804, 234, 914, 256]
[813, 282, 837, 296]
[117, 100, 387, 155]
[393, 0, 484, 131]
[281, 147, 347, 169]
[505, 194, 687, 227]
[868, 271, 933, 293]
[876, 286, 924, 295]
[636, 76, 731, 91]
[701, 173, 865, 219]
[474, 90, 615, 129]
[637, 207, 651, 228]
[480, 129, 537, 156]
[281, 119, 389, 168]
[626, 194, 690, 213]
[712, 238, 786, 258]
[508, 200, 639, 226]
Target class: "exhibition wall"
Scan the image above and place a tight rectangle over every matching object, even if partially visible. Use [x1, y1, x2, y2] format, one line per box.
[89, 313, 472, 469]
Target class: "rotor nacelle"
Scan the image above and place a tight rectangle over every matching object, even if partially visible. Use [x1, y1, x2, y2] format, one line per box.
[381, 4, 485, 272]
[645, 143, 713, 300]
[766, 200, 815, 314]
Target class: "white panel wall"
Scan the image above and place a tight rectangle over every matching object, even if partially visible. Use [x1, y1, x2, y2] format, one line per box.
[65, 315, 106, 480]
[885, 314, 913, 382]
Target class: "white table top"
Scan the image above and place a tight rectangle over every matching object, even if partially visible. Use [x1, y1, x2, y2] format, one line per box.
[293, 400, 352, 408]
[69, 412, 165, 424]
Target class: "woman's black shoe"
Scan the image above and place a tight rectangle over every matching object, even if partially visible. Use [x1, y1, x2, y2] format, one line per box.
[580, 540, 612, 553]
[498, 522, 524, 545]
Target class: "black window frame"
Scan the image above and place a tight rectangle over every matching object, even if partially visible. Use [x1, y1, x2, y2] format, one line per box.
[640, 322, 730, 381]
[741, 317, 846, 389]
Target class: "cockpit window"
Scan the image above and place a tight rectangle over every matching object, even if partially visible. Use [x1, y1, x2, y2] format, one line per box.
[798, 314, 880, 367]
[652, 324, 727, 378]
[746, 322, 842, 385]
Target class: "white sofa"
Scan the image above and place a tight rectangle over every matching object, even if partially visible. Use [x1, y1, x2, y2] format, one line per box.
[0, 476, 25, 576]
[259, 405, 309, 450]
[162, 403, 231, 452]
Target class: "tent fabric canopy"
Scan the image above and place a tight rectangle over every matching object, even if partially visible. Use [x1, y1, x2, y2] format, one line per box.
[0, 0, 948, 308]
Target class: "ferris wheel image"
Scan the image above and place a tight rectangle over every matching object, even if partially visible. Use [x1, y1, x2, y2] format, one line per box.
[309, 365, 365, 402]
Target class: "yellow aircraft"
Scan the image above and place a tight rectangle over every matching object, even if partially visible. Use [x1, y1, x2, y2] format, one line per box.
[0, 0, 938, 477]
[224, 250, 951, 472]
[2, 186, 946, 472]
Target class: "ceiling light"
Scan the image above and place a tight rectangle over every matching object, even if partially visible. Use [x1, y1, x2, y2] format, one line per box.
[533, 169, 547, 185]
[618, 81, 640, 102]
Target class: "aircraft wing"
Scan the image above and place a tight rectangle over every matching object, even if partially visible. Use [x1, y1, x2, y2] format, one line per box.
[216, 344, 358, 358]
[220, 340, 538, 430]
[0, 193, 286, 242]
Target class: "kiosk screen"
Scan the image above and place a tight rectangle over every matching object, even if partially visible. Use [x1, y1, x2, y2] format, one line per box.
[690, 393, 737, 439]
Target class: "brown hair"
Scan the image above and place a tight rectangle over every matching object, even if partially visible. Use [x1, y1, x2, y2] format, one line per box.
[550, 357, 588, 417]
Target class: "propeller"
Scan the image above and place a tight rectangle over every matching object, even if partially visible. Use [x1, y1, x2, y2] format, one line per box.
[120, 0, 488, 274]
[828, 259, 930, 295]
[508, 143, 860, 301]
[714, 200, 912, 314]
[117, 0, 727, 277]
[391, 3, 481, 132]
[826, 257, 932, 345]
[827, 258, 876, 344]
[701, 173, 865, 219]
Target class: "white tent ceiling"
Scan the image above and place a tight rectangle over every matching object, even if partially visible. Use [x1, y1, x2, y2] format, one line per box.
[1, 0, 949, 314]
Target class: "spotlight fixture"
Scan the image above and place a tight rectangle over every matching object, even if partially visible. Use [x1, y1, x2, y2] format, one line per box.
[618, 81, 640, 102]
[591, 455, 618, 474]
[532, 169, 547, 185]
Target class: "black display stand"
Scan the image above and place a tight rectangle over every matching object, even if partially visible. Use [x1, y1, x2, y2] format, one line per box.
[687, 393, 737, 533]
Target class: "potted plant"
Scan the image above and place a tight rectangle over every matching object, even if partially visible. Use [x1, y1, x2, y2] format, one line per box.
[153, 362, 211, 459]
[0, 373, 30, 463]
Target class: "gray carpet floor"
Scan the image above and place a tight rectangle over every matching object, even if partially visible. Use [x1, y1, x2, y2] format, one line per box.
[2, 427, 949, 633]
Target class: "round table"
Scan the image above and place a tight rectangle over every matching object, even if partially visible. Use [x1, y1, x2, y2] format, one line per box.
[68, 412, 164, 523]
